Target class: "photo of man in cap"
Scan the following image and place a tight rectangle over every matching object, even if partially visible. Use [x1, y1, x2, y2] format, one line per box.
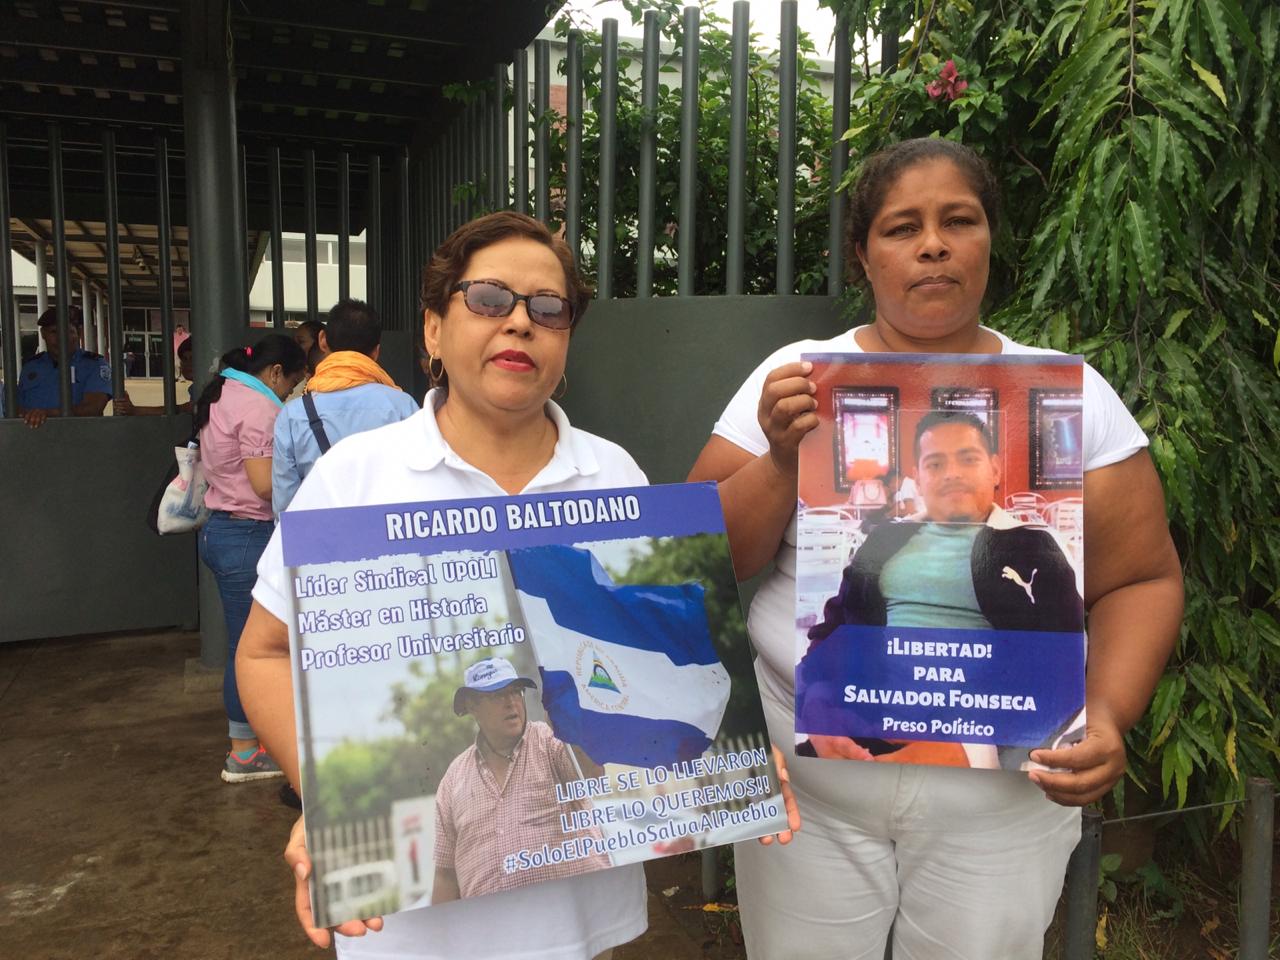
[432, 656, 612, 903]
[16, 306, 113, 428]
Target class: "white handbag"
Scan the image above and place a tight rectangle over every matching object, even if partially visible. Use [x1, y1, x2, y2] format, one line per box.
[155, 442, 212, 534]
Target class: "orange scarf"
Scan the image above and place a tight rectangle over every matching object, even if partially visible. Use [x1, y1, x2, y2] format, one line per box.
[307, 351, 400, 394]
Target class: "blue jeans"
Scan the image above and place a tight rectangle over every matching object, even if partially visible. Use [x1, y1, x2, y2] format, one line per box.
[199, 511, 274, 740]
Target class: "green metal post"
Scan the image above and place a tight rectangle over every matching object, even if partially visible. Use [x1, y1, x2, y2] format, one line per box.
[305, 148, 319, 323]
[677, 5, 700, 297]
[513, 47, 529, 214]
[828, 12, 851, 295]
[881, 6, 899, 73]
[636, 11, 659, 297]
[597, 19, 618, 299]
[48, 125, 72, 414]
[399, 151, 411, 329]
[429, 144, 442, 250]
[367, 155, 381, 316]
[494, 64, 509, 209]
[155, 136, 176, 414]
[565, 32, 583, 261]
[1239, 777, 1275, 960]
[534, 39, 551, 223]
[1063, 809, 1102, 960]
[339, 152, 351, 303]
[777, 1, 798, 295]
[478, 92, 491, 213]
[102, 130, 124, 398]
[0, 123, 14, 418]
[726, 2, 749, 295]
[268, 146, 285, 328]
[241, 145, 252, 323]
[182, 0, 245, 668]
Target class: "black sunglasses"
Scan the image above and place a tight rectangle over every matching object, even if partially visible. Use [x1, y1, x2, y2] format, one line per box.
[451, 280, 575, 330]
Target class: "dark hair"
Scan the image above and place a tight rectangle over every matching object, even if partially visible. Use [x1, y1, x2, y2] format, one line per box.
[176, 338, 193, 357]
[419, 212, 592, 389]
[37, 305, 85, 328]
[306, 343, 325, 377]
[193, 332, 306, 432]
[913, 410, 993, 462]
[295, 318, 326, 343]
[324, 298, 381, 355]
[844, 139, 1002, 287]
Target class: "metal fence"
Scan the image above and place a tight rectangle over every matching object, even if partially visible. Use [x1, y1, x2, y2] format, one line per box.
[1058, 777, 1275, 960]
[416, 1, 854, 300]
[0, 127, 382, 417]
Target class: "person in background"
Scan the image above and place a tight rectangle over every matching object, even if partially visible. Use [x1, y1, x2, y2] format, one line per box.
[194, 332, 306, 784]
[689, 138, 1181, 960]
[17, 306, 112, 428]
[113, 337, 195, 416]
[293, 319, 326, 358]
[304, 343, 324, 379]
[272, 298, 419, 515]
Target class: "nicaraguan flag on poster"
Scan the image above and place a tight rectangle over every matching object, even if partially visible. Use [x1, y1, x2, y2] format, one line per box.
[507, 543, 731, 768]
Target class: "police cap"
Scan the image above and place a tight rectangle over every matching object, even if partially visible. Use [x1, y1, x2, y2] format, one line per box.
[37, 306, 85, 328]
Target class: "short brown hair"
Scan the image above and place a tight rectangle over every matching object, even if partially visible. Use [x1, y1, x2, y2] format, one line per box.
[843, 139, 1001, 287]
[419, 211, 591, 330]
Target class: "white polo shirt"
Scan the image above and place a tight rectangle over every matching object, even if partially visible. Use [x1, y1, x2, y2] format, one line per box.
[254, 389, 648, 960]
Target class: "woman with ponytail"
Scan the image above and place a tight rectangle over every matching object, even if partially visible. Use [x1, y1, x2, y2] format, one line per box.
[195, 332, 306, 784]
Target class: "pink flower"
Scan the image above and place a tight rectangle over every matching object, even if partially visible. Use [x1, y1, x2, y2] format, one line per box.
[926, 60, 969, 101]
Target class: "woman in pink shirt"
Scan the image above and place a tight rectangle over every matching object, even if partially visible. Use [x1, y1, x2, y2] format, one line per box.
[195, 333, 306, 783]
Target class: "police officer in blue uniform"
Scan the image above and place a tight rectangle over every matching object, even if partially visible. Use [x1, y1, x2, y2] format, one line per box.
[17, 306, 112, 428]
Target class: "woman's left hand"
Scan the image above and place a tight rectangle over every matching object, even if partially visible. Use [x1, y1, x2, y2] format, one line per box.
[757, 744, 801, 845]
[1027, 712, 1126, 806]
[285, 814, 384, 947]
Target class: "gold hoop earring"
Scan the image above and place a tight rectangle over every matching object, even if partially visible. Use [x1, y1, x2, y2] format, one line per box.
[428, 353, 445, 383]
[553, 373, 568, 400]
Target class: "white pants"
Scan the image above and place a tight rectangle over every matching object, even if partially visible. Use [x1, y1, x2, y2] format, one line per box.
[735, 673, 1081, 960]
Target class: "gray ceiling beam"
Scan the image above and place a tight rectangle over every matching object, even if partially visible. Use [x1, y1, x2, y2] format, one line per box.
[59, 1, 180, 11]
[0, 90, 414, 147]
[231, 39, 466, 88]
[0, 18, 178, 59]
[232, 0, 468, 48]
[237, 78, 433, 121]
[0, 57, 182, 97]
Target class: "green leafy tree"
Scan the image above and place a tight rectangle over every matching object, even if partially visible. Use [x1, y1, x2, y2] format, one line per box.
[822, 0, 1280, 840]
[309, 737, 432, 828]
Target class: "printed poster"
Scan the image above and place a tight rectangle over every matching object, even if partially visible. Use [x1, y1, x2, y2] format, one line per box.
[793, 353, 1086, 770]
[281, 482, 787, 926]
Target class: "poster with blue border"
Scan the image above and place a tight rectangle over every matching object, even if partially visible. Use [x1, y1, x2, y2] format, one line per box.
[281, 482, 786, 926]
[793, 353, 1086, 770]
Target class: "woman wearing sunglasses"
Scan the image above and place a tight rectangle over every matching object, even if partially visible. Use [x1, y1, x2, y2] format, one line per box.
[236, 212, 651, 960]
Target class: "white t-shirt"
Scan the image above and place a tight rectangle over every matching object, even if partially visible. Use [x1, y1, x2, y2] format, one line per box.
[711, 325, 1149, 702]
[253, 390, 648, 960]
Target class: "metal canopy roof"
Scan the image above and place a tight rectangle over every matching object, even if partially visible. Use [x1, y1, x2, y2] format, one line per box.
[10, 216, 190, 306]
[0, 0, 550, 307]
[1, 0, 547, 147]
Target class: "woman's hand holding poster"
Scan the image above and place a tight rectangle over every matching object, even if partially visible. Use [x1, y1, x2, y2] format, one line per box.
[793, 353, 1086, 770]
